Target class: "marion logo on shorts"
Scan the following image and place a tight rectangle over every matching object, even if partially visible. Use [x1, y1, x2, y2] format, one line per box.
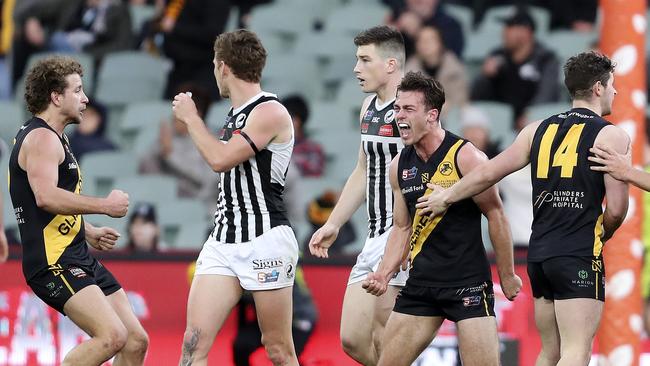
[258, 270, 280, 283]
[252, 257, 283, 270]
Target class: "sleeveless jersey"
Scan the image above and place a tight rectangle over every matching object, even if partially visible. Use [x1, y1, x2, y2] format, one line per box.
[9, 118, 89, 280]
[361, 96, 404, 238]
[213, 92, 292, 243]
[398, 131, 490, 287]
[528, 108, 611, 261]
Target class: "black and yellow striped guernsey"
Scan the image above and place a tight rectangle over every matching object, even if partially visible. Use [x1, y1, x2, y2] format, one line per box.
[9, 117, 89, 281]
[398, 131, 491, 287]
[528, 108, 611, 262]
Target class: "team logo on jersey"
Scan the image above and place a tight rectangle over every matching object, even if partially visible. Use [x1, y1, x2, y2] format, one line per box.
[364, 110, 374, 121]
[438, 161, 453, 176]
[371, 116, 380, 123]
[379, 125, 393, 136]
[384, 109, 395, 124]
[235, 114, 247, 128]
[361, 123, 369, 133]
[402, 167, 418, 180]
[421, 173, 430, 184]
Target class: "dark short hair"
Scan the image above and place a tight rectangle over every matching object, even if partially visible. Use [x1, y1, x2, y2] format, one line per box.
[214, 29, 267, 83]
[24, 56, 83, 114]
[354, 25, 405, 68]
[282, 95, 309, 125]
[397, 71, 445, 116]
[564, 51, 615, 100]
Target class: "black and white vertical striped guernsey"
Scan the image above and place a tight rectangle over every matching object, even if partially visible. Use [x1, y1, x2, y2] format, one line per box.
[213, 92, 293, 243]
[361, 96, 404, 238]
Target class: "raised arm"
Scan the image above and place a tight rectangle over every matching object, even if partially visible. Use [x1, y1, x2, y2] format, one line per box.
[591, 125, 630, 241]
[309, 96, 373, 258]
[415, 121, 540, 217]
[363, 154, 412, 296]
[172, 94, 293, 172]
[21, 129, 128, 217]
[457, 144, 521, 301]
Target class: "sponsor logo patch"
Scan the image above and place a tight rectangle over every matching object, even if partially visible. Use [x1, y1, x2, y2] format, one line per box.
[402, 167, 418, 180]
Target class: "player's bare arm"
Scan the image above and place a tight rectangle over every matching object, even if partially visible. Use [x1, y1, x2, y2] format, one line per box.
[308, 96, 373, 258]
[592, 125, 630, 241]
[363, 154, 411, 297]
[457, 143, 522, 301]
[589, 142, 650, 191]
[415, 121, 541, 217]
[172, 93, 291, 172]
[21, 128, 128, 217]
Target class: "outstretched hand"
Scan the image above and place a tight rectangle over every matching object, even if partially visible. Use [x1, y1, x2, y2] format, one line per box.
[308, 223, 339, 259]
[588, 144, 632, 182]
[415, 183, 449, 218]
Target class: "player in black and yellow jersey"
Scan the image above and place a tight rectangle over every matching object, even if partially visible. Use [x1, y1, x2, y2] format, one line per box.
[416, 52, 629, 366]
[9, 56, 148, 366]
[362, 71, 522, 366]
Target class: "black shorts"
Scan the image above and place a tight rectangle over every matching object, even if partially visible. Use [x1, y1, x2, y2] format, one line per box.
[393, 281, 495, 322]
[27, 257, 121, 314]
[527, 256, 604, 301]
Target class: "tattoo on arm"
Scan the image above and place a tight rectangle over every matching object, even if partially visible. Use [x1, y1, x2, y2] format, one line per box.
[180, 328, 201, 366]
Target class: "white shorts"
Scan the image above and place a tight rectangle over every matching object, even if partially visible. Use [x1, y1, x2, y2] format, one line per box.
[348, 228, 409, 286]
[194, 225, 299, 291]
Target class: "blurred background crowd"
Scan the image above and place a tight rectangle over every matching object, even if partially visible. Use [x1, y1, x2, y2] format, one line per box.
[0, 0, 646, 260]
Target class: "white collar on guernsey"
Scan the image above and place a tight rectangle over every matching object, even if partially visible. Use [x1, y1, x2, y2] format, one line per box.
[374, 95, 395, 111]
[232, 91, 278, 115]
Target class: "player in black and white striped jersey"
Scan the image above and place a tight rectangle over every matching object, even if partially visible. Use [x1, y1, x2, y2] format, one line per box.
[309, 26, 407, 366]
[172, 30, 299, 366]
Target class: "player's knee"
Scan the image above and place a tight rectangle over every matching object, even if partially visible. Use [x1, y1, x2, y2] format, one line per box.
[182, 327, 207, 357]
[261, 338, 293, 366]
[101, 324, 128, 355]
[124, 329, 149, 357]
[340, 333, 362, 356]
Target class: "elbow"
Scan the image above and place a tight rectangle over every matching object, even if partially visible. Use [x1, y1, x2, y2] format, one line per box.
[209, 160, 229, 173]
[34, 191, 53, 211]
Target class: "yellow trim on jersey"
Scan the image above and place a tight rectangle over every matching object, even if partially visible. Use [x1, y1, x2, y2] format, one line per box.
[593, 214, 604, 257]
[482, 287, 489, 316]
[43, 179, 83, 265]
[58, 273, 76, 295]
[409, 140, 464, 262]
[595, 272, 599, 299]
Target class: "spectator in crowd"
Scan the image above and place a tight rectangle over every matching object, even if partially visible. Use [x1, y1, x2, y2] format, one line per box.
[460, 105, 501, 159]
[546, 0, 597, 32]
[68, 99, 117, 162]
[140, 82, 218, 201]
[405, 24, 467, 117]
[126, 202, 163, 252]
[48, 0, 133, 60]
[232, 264, 317, 366]
[283, 95, 326, 177]
[471, 9, 560, 127]
[0, 0, 15, 99]
[161, 0, 231, 101]
[11, 0, 132, 88]
[386, 0, 465, 59]
[11, 0, 69, 88]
